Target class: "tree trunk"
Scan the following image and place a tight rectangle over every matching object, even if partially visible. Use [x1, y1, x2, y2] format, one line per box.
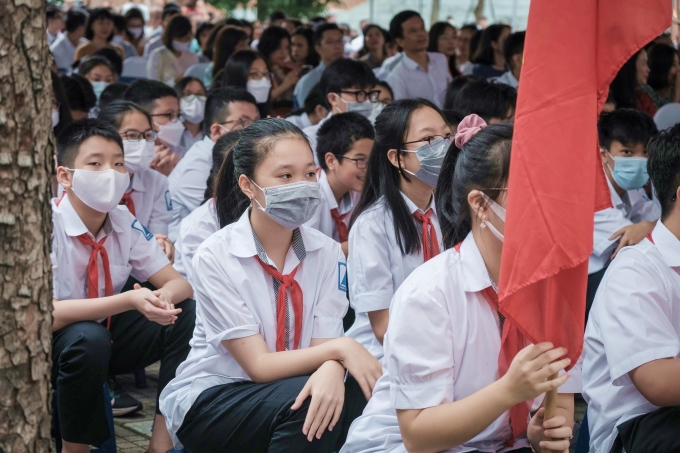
[474, 0, 485, 22]
[431, 0, 440, 27]
[0, 0, 54, 451]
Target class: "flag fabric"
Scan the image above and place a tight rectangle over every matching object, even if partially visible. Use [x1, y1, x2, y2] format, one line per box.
[498, 0, 670, 373]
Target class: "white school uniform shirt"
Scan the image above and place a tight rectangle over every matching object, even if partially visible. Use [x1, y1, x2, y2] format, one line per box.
[50, 33, 87, 73]
[181, 128, 204, 151]
[346, 193, 443, 360]
[51, 194, 170, 301]
[385, 52, 452, 108]
[341, 233, 582, 453]
[583, 220, 680, 453]
[589, 179, 661, 274]
[174, 198, 219, 282]
[285, 112, 312, 130]
[126, 169, 173, 235]
[304, 170, 359, 242]
[302, 112, 332, 167]
[159, 209, 348, 448]
[167, 135, 214, 242]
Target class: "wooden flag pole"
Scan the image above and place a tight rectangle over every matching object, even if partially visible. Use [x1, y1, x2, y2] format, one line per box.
[541, 373, 559, 453]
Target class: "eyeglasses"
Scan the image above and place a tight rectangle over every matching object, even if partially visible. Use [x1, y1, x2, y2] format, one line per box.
[248, 71, 271, 80]
[182, 94, 206, 102]
[404, 132, 454, 146]
[336, 155, 368, 169]
[121, 129, 157, 142]
[150, 111, 184, 123]
[339, 89, 381, 103]
[220, 117, 256, 130]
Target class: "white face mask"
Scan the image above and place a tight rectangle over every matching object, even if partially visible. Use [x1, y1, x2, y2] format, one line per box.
[336, 96, 373, 118]
[52, 109, 60, 128]
[251, 180, 321, 230]
[67, 168, 130, 213]
[172, 40, 191, 52]
[128, 27, 143, 39]
[480, 192, 506, 242]
[155, 120, 185, 147]
[247, 78, 272, 104]
[123, 140, 155, 174]
[180, 95, 206, 124]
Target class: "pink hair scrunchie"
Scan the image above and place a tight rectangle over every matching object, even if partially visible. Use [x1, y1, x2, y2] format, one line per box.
[454, 114, 488, 148]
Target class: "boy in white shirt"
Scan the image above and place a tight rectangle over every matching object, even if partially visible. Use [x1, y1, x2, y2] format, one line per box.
[587, 109, 660, 318]
[583, 122, 680, 453]
[51, 120, 195, 453]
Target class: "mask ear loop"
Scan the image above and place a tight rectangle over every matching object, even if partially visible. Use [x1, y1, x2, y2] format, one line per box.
[395, 147, 412, 182]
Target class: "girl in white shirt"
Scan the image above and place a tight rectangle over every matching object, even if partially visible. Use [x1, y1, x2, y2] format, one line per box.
[160, 119, 382, 452]
[346, 98, 451, 359]
[342, 115, 577, 453]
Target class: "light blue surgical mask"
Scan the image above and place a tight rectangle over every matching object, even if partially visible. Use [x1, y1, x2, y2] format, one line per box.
[606, 151, 649, 191]
[91, 81, 109, 102]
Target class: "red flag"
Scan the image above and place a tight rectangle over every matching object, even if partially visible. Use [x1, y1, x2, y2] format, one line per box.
[499, 0, 670, 371]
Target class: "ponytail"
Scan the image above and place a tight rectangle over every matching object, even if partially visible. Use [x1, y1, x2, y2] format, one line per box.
[434, 142, 463, 249]
[214, 149, 243, 228]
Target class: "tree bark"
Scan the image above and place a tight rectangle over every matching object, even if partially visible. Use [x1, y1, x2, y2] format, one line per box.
[0, 0, 54, 451]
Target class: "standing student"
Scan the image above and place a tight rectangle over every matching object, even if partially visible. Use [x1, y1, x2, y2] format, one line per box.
[587, 109, 660, 318]
[147, 15, 198, 86]
[305, 112, 374, 255]
[167, 87, 259, 241]
[345, 99, 450, 360]
[160, 119, 382, 452]
[583, 122, 680, 453]
[342, 116, 578, 453]
[52, 119, 194, 453]
[175, 76, 207, 149]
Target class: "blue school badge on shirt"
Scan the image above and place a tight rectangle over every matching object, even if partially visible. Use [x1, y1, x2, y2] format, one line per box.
[165, 190, 173, 211]
[131, 219, 154, 241]
[338, 262, 348, 292]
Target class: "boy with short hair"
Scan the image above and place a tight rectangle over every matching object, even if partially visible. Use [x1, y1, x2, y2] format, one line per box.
[305, 112, 374, 255]
[492, 31, 525, 89]
[52, 119, 195, 453]
[587, 109, 660, 316]
[583, 122, 680, 453]
[452, 78, 517, 124]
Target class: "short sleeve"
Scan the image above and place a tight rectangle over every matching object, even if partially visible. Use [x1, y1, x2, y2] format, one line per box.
[146, 175, 172, 235]
[311, 243, 348, 339]
[387, 279, 454, 410]
[592, 208, 633, 257]
[192, 249, 260, 351]
[128, 215, 171, 282]
[596, 251, 680, 384]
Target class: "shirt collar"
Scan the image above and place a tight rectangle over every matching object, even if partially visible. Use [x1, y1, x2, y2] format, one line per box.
[607, 177, 625, 207]
[55, 193, 123, 239]
[459, 232, 494, 293]
[318, 170, 339, 210]
[300, 112, 312, 129]
[402, 53, 429, 71]
[129, 172, 146, 193]
[400, 191, 436, 216]
[651, 221, 680, 267]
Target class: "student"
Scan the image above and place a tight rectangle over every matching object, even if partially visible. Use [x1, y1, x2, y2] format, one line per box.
[78, 56, 116, 102]
[204, 25, 250, 88]
[583, 122, 680, 453]
[51, 119, 195, 453]
[290, 26, 320, 71]
[428, 21, 459, 78]
[456, 23, 478, 73]
[305, 112, 374, 255]
[50, 8, 88, 74]
[123, 7, 146, 57]
[160, 118, 382, 452]
[98, 82, 129, 111]
[51, 70, 73, 139]
[144, 3, 182, 57]
[342, 115, 578, 453]
[74, 8, 126, 63]
[285, 84, 328, 130]
[345, 99, 449, 360]
[167, 87, 259, 241]
[219, 49, 273, 118]
[452, 78, 517, 124]
[175, 76, 207, 149]
[369, 80, 394, 123]
[609, 49, 650, 111]
[587, 109, 660, 317]
[385, 11, 452, 108]
[492, 31, 525, 89]
[61, 74, 97, 121]
[148, 15, 198, 86]
[257, 26, 298, 105]
[471, 24, 511, 79]
[47, 5, 65, 46]
[302, 58, 378, 161]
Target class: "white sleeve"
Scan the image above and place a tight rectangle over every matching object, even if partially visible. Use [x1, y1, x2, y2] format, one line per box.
[180, 220, 217, 283]
[592, 208, 633, 257]
[630, 192, 661, 223]
[311, 243, 348, 339]
[170, 164, 208, 231]
[128, 215, 171, 282]
[146, 181, 172, 236]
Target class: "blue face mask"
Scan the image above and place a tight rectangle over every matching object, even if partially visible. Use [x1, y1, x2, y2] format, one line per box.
[606, 151, 649, 191]
[91, 81, 109, 102]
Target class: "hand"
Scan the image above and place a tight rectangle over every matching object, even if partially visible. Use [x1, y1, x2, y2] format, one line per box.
[499, 342, 570, 406]
[337, 337, 383, 400]
[151, 145, 180, 176]
[155, 233, 175, 263]
[527, 408, 572, 453]
[128, 283, 181, 325]
[291, 360, 346, 441]
[608, 220, 655, 259]
[282, 69, 300, 89]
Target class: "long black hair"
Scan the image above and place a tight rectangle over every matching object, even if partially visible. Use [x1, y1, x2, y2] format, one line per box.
[648, 44, 678, 91]
[98, 100, 152, 131]
[291, 26, 320, 67]
[52, 70, 73, 137]
[220, 50, 272, 118]
[428, 22, 459, 77]
[472, 23, 510, 66]
[205, 130, 243, 203]
[350, 98, 446, 256]
[436, 123, 513, 249]
[214, 118, 310, 228]
[610, 50, 643, 109]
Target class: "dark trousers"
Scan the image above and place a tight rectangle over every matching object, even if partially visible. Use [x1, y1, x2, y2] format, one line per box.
[51, 299, 196, 446]
[177, 374, 368, 453]
[609, 406, 680, 453]
[586, 266, 608, 323]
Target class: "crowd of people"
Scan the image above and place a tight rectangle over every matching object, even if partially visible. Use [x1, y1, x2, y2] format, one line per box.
[44, 2, 680, 453]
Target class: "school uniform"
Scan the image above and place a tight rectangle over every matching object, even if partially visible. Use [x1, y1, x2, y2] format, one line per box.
[167, 135, 214, 242]
[302, 112, 332, 167]
[50, 194, 195, 447]
[341, 233, 582, 453]
[346, 193, 442, 360]
[160, 209, 351, 452]
[119, 169, 173, 235]
[180, 128, 204, 151]
[173, 198, 219, 282]
[285, 112, 312, 130]
[583, 220, 680, 453]
[304, 170, 359, 243]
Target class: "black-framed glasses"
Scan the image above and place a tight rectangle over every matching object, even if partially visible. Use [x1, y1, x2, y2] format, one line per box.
[150, 111, 184, 123]
[121, 129, 157, 142]
[339, 89, 381, 103]
[404, 132, 454, 146]
[337, 155, 368, 169]
[220, 117, 256, 130]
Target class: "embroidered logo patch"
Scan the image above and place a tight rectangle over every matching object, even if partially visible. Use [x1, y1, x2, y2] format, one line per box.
[131, 219, 154, 241]
[338, 262, 348, 292]
[165, 190, 173, 211]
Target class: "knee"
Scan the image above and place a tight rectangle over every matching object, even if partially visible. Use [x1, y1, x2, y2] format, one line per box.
[56, 322, 111, 373]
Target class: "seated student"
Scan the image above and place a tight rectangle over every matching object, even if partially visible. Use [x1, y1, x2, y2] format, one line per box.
[491, 31, 525, 89]
[111, 13, 138, 59]
[302, 58, 378, 164]
[61, 74, 97, 121]
[50, 7, 88, 74]
[74, 8, 126, 63]
[285, 83, 329, 130]
[342, 115, 578, 453]
[345, 99, 449, 360]
[174, 130, 243, 282]
[51, 119, 195, 453]
[176, 76, 207, 150]
[587, 109, 660, 318]
[92, 46, 124, 81]
[583, 123, 680, 453]
[77, 55, 117, 103]
[167, 87, 259, 242]
[305, 113, 374, 255]
[452, 77, 517, 124]
[124, 79, 186, 175]
[98, 100, 174, 260]
[160, 119, 382, 453]
[368, 80, 394, 122]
